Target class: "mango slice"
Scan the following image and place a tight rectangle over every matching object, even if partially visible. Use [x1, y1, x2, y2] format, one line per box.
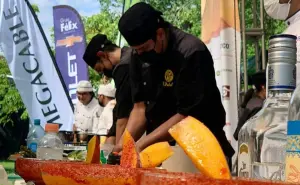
[168, 116, 231, 180]
[120, 129, 139, 168]
[86, 135, 100, 163]
[140, 142, 174, 168]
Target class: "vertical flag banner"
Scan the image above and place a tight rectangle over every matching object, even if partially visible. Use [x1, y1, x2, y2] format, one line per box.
[116, 0, 140, 47]
[0, 0, 74, 131]
[53, 5, 89, 105]
[201, 0, 241, 159]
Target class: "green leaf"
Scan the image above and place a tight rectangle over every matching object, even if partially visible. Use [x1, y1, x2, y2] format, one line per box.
[0, 58, 28, 126]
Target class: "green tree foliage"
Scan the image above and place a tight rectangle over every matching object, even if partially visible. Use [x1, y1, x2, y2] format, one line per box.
[240, 1, 286, 80]
[143, 0, 201, 37]
[244, 0, 286, 57]
[0, 57, 28, 126]
[82, 11, 120, 43]
[31, 4, 40, 13]
[80, 0, 123, 88]
[84, 0, 122, 43]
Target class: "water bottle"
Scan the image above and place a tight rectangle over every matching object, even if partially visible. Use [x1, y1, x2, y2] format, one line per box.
[26, 119, 45, 153]
[37, 123, 63, 160]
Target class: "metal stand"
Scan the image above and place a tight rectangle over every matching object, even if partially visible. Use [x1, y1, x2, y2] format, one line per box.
[235, 0, 266, 174]
[240, 0, 266, 92]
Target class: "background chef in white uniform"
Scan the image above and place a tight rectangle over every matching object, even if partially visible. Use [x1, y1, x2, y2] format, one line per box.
[264, 0, 300, 84]
[73, 80, 103, 142]
[94, 83, 116, 135]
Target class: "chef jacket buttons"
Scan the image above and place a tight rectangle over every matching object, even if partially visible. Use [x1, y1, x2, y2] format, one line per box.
[143, 82, 147, 85]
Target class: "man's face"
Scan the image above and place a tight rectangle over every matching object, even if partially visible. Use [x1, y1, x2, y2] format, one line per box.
[132, 28, 165, 55]
[98, 94, 104, 107]
[93, 54, 114, 74]
[77, 91, 92, 105]
[133, 39, 157, 55]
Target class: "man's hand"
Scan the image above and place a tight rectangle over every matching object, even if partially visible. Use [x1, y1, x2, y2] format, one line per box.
[115, 102, 147, 152]
[135, 141, 143, 153]
[112, 143, 123, 153]
[112, 140, 143, 157]
[133, 113, 186, 150]
[112, 136, 144, 154]
[105, 136, 116, 145]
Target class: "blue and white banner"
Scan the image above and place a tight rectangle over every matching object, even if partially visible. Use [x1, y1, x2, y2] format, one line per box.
[53, 5, 89, 105]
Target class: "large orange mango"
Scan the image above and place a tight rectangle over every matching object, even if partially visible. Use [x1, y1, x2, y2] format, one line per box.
[139, 142, 174, 168]
[86, 135, 100, 164]
[120, 129, 138, 168]
[168, 116, 231, 180]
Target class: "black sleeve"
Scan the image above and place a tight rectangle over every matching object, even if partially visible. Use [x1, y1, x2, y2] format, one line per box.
[114, 65, 133, 119]
[107, 106, 117, 137]
[175, 50, 209, 115]
[129, 54, 145, 103]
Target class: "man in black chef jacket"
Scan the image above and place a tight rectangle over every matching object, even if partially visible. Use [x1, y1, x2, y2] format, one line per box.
[115, 2, 235, 166]
[83, 34, 133, 144]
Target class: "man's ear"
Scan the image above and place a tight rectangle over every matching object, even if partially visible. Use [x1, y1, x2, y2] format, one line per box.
[97, 51, 105, 57]
[156, 28, 165, 41]
[97, 51, 109, 60]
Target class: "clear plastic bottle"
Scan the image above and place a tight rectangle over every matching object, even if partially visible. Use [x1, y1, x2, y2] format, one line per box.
[238, 34, 297, 181]
[37, 123, 63, 160]
[26, 119, 45, 153]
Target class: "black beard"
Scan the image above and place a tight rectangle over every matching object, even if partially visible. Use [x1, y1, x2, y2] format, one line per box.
[98, 100, 104, 107]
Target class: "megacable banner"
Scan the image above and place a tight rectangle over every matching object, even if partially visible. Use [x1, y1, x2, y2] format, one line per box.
[0, 0, 74, 131]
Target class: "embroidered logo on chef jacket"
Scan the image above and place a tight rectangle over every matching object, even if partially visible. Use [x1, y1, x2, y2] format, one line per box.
[163, 69, 174, 87]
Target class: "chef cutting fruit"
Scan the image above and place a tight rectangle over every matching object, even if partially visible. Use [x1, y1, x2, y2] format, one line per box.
[113, 2, 235, 170]
[83, 34, 140, 146]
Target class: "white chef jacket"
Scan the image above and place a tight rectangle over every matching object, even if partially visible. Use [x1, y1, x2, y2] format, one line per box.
[284, 11, 300, 85]
[93, 99, 116, 135]
[74, 98, 103, 133]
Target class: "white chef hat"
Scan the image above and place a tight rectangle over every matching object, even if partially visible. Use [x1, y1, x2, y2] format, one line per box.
[98, 83, 116, 98]
[77, 80, 93, 92]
